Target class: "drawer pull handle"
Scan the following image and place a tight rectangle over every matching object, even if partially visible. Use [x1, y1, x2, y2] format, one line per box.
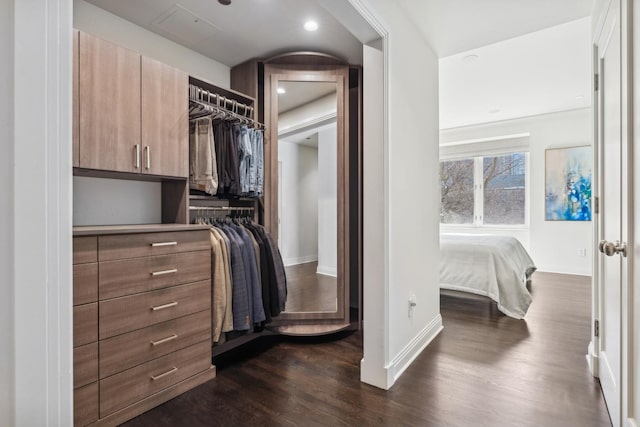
[151, 334, 178, 346]
[151, 301, 178, 311]
[151, 241, 177, 247]
[151, 268, 178, 276]
[150, 366, 178, 381]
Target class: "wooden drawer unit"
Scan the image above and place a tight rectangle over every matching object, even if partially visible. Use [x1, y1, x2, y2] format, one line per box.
[98, 230, 210, 261]
[73, 225, 214, 426]
[74, 342, 98, 388]
[74, 236, 97, 264]
[99, 250, 210, 299]
[100, 340, 212, 417]
[99, 310, 211, 378]
[74, 382, 99, 426]
[99, 280, 211, 339]
[74, 262, 98, 305]
[74, 303, 98, 347]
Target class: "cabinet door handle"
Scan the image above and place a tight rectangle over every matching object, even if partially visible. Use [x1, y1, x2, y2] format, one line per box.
[151, 241, 177, 247]
[151, 268, 178, 276]
[134, 144, 140, 169]
[150, 366, 177, 381]
[150, 301, 178, 311]
[145, 145, 151, 170]
[150, 334, 178, 346]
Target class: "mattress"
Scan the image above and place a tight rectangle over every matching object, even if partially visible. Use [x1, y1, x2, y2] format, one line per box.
[440, 233, 536, 319]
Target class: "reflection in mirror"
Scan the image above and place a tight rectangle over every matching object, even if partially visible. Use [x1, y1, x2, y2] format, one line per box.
[277, 81, 338, 313]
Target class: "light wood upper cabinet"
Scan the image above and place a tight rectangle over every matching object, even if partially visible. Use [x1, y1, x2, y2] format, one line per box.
[79, 31, 141, 173]
[141, 57, 188, 178]
[73, 29, 79, 168]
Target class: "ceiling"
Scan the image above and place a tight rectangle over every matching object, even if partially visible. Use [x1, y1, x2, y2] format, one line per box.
[277, 81, 336, 114]
[439, 17, 591, 129]
[398, 0, 593, 57]
[84, 0, 594, 129]
[85, 0, 366, 66]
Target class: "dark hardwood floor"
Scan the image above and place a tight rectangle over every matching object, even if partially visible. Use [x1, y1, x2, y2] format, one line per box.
[122, 272, 611, 427]
[284, 262, 337, 312]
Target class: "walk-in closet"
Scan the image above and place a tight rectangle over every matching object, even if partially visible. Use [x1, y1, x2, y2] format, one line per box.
[70, 1, 366, 424]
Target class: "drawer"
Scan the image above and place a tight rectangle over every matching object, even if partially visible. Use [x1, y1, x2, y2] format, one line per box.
[98, 230, 209, 261]
[99, 340, 211, 417]
[74, 342, 98, 388]
[99, 250, 210, 299]
[74, 236, 97, 264]
[74, 382, 98, 427]
[99, 309, 211, 379]
[73, 262, 98, 305]
[74, 303, 98, 347]
[99, 280, 211, 339]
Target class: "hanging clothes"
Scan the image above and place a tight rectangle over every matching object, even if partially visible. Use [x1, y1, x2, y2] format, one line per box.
[204, 217, 287, 341]
[214, 121, 242, 197]
[210, 227, 233, 342]
[236, 125, 252, 195]
[189, 118, 218, 195]
[207, 122, 264, 198]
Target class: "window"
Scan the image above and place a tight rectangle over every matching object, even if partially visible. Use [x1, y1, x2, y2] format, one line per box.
[440, 152, 527, 226]
[440, 159, 474, 224]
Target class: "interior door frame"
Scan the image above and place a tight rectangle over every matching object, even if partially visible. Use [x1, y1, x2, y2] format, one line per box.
[591, 0, 635, 425]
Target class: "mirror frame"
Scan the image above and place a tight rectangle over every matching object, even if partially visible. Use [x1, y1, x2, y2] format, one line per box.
[264, 63, 351, 326]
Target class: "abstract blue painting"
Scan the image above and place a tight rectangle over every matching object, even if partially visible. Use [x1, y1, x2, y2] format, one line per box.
[545, 146, 592, 221]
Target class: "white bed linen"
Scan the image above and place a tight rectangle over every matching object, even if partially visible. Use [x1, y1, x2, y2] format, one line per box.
[440, 234, 536, 319]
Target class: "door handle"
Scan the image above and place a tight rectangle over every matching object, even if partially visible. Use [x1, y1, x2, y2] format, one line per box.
[145, 146, 151, 170]
[134, 144, 140, 169]
[598, 240, 627, 257]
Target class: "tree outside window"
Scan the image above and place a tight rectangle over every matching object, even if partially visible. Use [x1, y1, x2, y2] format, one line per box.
[440, 152, 527, 226]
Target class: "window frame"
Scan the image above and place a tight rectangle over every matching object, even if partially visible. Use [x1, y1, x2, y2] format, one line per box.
[439, 151, 530, 229]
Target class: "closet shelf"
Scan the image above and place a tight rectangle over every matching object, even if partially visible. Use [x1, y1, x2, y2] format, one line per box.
[73, 224, 210, 236]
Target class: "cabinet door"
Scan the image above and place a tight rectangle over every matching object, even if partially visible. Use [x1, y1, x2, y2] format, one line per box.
[141, 57, 188, 178]
[72, 29, 79, 167]
[79, 32, 141, 173]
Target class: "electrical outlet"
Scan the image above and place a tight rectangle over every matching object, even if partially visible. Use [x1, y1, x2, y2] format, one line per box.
[577, 248, 587, 257]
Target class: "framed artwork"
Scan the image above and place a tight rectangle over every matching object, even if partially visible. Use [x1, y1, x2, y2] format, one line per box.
[545, 146, 592, 221]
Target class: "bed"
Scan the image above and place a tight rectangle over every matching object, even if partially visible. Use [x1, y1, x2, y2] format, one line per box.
[440, 234, 537, 319]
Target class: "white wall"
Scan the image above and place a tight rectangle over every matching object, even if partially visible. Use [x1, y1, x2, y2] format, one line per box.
[0, 0, 15, 424]
[73, 0, 231, 226]
[317, 126, 338, 277]
[73, 177, 162, 226]
[358, 0, 442, 389]
[440, 109, 593, 276]
[278, 141, 319, 265]
[279, 93, 337, 134]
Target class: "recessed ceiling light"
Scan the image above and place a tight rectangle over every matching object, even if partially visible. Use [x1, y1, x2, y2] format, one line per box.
[218, 0, 231, 5]
[576, 95, 585, 100]
[277, 87, 286, 95]
[304, 20, 319, 32]
[462, 54, 479, 63]
[488, 108, 501, 114]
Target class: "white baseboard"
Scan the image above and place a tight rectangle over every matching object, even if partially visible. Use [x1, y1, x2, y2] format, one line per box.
[536, 266, 591, 277]
[627, 418, 638, 427]
[586, 340, 599, 377]
[389, 315, 443, 384]
[283, 255, 317, 267]
[316, 264, 337, 277]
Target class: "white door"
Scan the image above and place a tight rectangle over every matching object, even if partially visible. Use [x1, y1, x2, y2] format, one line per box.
[595, 1, 627, 425]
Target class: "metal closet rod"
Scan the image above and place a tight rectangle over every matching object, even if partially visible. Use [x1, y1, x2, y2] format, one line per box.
[189, 206, 255, 211]
[189, 84, 254, 117]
